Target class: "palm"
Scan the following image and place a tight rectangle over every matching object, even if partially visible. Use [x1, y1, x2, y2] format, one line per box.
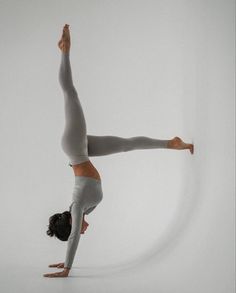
[43, 270, 69, 278]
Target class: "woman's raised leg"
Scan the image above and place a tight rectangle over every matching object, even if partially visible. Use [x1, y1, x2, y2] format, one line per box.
[87, 135, 194, 156]
[58, 24, 89, 165]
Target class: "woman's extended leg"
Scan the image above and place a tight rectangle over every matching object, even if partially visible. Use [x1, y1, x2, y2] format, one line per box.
[58, 25, 89, 165]
[87, 135, 194, 156]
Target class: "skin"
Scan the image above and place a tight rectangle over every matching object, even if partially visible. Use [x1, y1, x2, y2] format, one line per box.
[72, 213, 89, 235]
[43, 215, 88, 278]
[167, 136, 194, 154]
[44, 24, 194, 278]
[44, 24, 99, 279]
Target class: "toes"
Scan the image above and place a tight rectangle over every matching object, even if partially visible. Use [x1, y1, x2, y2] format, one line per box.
[63, 25, 70, 35]
[188, 144, 194, 154]
[190, 144, 194, 154]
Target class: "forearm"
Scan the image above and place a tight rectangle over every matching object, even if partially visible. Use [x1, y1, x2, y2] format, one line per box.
[64, 231, 81, 269]
[64, 204, 83, 269]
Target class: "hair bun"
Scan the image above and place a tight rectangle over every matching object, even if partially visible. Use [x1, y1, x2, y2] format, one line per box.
[46, 212, 71, 241]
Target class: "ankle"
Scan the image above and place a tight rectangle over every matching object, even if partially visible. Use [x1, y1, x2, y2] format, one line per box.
[62, 48, 70, 54]
[58, 40, 70, 53]
[167, 139, 173, 149]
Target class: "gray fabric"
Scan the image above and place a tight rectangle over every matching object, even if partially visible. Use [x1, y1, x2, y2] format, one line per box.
[65, 176, 103, 269]
[58, 51, 169, 269]
[87, 135, 169, 157]
[59, 52, 89, 166]
[59, 52, 169, 167]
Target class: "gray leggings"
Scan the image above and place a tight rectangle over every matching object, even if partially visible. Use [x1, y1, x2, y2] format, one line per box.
[59, 52, 169, 166]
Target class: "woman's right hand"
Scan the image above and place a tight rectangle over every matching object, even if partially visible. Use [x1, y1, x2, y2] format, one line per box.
[48, 262, 64, 268]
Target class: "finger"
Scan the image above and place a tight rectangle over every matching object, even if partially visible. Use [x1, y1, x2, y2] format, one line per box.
[49, 263, 62, 267]
[44, 273, 53, 277]
[44, 273, 58, 278]
[54, 274, 63, 278]
[49, 273, 63, 278]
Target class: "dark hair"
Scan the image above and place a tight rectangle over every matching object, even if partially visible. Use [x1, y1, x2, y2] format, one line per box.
[46, 211, 71, 241]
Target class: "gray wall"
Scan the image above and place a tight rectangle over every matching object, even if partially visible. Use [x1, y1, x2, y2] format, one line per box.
[0, 0, 234, 292]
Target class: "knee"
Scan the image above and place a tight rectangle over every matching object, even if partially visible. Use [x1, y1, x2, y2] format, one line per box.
[122, 138, 133, 152]
[59, 78, 76, 94]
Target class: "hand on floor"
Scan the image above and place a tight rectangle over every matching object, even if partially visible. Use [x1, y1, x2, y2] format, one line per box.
[43, 268, 69, 278]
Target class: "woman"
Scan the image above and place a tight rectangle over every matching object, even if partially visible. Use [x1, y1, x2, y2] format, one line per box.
[43, 24, 194, 278]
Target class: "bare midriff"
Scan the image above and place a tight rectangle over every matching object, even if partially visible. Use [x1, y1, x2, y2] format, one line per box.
[72, 160, 101, 181]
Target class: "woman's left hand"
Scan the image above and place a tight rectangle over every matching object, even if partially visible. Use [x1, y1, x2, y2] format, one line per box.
[43, 268, 70, 278]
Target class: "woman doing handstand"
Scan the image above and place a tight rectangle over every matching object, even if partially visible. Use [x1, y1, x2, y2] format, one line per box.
[43, 24, 194, 278]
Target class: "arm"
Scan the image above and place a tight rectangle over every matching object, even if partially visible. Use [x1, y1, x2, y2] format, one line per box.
[43, 203, 85, 278]
[64, 202, 84, 269]
[43, 203, 84, 278]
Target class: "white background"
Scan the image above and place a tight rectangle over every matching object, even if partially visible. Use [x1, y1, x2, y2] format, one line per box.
[0, 0, 234, 292]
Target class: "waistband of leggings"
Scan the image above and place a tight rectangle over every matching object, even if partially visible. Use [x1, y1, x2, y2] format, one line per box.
[74, 175, 102, 184]
[68, 156, 90, 167]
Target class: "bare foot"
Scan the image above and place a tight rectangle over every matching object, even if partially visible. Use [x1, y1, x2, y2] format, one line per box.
[58, 24, 71, 53]
[167, 136, 194, 154]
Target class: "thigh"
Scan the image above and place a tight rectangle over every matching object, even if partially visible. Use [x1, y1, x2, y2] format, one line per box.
[63, 89, 87, 136]
[87, 135, 130, 156]
[61, 89, 88, 156]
